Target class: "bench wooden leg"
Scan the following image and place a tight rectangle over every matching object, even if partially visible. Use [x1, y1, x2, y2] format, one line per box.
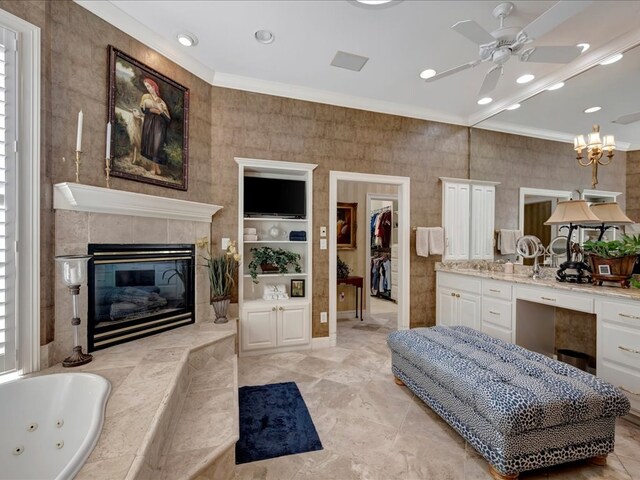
[394, 376, 405, 386]
[589, 454, 607, 466]
[488, 465, 518, 480]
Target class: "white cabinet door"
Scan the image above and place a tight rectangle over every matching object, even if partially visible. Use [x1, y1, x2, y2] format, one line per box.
[471, 185, 495, 260]
[437, 286, 457, 326]
[458, 292, 481, 330]
[242, 306, 277, 351]
[443, 182, 470, 261]
[278, 303, 310, 346]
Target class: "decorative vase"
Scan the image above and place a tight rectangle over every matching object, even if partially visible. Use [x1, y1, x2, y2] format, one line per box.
[211, 296, 231, 323]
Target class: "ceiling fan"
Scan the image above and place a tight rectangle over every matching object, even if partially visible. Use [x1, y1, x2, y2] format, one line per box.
[614, 112, 640, 125]
[423, 1, 592, 97]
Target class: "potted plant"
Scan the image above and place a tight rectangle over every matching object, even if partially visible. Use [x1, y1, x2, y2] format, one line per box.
[248, 246, 302, 283]
[202, 241, 240, 323]
[583, 234, 640, 288]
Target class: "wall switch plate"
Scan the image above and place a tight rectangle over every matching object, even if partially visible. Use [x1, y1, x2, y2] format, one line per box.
[320, 226, 327, 237]
[320, 311, 328, 323]
[320, 238, 327, 250]
[221, 238, 230, 250]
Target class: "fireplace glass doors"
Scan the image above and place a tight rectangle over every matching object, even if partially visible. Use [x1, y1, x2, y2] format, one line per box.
[87, 244, 195, 351]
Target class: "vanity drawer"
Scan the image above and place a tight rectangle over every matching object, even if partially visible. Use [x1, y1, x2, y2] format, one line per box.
[600, 320, 640, 372]
[482, 280, 512, 301]
[482, 297, 512, 330]
[598, 363, 640, 407]
[437, 272, 481, 294]
[516, 286, 594, 313]
[599, 300, 640, 324]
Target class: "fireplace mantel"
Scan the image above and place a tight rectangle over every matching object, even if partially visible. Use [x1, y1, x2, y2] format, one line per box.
[53, 182, 222, 222]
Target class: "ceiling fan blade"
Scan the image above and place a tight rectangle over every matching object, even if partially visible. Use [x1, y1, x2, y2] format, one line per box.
[614, 112, 640, 125]
[478, 66, 502, 96]
[423, 60, 481, 82]
[452, 20, 495, 45]
[521, 45, 582, 64]
[519, 1, 592, 41]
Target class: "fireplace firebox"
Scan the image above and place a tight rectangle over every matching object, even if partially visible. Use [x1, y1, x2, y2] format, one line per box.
[87, 244, 195, 351]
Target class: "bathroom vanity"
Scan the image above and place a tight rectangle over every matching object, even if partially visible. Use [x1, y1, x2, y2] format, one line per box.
[435, 265, 640, 418]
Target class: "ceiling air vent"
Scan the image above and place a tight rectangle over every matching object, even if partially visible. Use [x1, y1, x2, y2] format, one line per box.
[330, 51, 369, 72]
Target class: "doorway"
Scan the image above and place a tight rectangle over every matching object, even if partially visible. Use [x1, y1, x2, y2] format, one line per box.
[329, 171, 410, 347]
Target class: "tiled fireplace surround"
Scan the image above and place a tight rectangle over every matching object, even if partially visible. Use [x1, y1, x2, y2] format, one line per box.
[47, 183, 224, 368]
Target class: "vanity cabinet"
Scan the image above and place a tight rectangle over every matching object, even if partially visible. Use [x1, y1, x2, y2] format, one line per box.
[436, 272, 481, 329]
[440, 178, 499, 261]
[481, 279, 513, 343]
[241, 301, 309, 352]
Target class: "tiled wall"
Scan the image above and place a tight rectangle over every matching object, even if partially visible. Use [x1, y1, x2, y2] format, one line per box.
[627, 150, 640, 222]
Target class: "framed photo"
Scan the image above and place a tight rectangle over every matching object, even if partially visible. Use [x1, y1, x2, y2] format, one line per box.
[598, 264, 612, 275]
[290, 279, 305, 298]
[108, 46, 190, 190]
[337, 202, 357, 250]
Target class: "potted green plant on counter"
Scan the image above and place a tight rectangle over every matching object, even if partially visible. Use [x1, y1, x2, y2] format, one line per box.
[203, 241, 240, 323]
[248, 246, 302, 283]
[583, 234, 640, 288]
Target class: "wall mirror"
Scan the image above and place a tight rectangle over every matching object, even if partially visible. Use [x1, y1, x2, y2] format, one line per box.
[519, 188, 573, 250]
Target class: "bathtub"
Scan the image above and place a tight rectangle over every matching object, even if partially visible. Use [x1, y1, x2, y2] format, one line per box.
[0, 373, 111, 480]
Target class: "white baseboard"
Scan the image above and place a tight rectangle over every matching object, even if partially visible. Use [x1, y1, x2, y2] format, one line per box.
[311, 336, 333, 349]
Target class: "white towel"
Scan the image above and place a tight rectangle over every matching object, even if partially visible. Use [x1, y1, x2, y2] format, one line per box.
[416, 227, 444, 257]
[244, 234, 258, 241]
[243, 227, 257, 235]
[498, 229, 522, 255]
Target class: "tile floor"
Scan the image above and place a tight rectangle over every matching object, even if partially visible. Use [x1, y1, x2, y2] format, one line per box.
[235, 314, 640, 480]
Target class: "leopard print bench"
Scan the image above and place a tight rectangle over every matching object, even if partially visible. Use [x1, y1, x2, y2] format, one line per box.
[387, 326, 630, 480]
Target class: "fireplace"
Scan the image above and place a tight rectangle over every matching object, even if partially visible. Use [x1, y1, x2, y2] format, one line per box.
[87, 244, 196, 351]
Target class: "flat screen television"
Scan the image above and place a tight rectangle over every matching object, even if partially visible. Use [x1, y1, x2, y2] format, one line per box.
[244, 177, 306, 218]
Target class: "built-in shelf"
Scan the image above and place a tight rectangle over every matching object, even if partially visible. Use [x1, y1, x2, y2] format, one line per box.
[244, 241, 308, 244]
[243, 273, 307, 278]
[54, 182, 222, 222]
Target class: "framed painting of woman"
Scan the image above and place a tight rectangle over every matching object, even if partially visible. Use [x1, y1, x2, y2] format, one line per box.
[107, 46, 190, 190]
[337, 202, 357, 250]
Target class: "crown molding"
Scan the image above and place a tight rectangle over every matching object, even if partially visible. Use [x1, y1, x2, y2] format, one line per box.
[74, 0, 216, 84]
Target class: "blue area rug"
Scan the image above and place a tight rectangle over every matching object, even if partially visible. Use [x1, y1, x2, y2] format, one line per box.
[236, 381, 323, 464]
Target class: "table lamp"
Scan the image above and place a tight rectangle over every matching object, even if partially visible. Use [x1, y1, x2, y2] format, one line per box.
[589, 202, 633, 240]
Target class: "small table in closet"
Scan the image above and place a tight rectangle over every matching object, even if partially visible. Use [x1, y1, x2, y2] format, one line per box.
[337, 276, 364, 320]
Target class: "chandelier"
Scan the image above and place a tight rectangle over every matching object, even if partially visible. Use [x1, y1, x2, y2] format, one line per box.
[573, 124, 615, 188]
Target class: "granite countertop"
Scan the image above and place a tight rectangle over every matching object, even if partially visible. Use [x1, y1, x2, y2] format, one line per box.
[436, 263, 640, 302]
[39, 320, 237, 479]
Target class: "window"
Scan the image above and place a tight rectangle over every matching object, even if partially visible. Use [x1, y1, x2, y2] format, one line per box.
[0, 12, 40, 379]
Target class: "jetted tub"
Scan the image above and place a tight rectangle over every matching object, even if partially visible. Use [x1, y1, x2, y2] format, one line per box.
[0, 373, 111, 480]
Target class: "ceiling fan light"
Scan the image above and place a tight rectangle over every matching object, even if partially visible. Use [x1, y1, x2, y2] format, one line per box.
[600, 53, 623, 66]
[477, 97, 493, 105]
[546, 82, 565, 91]
[516, 74, 535, 84]
[577, 43, 590, 53]
[419, 68, 436, 80]
[505, 103, 520, 111]
[584, 106, 601, 114]
[176, 32, 198, 47]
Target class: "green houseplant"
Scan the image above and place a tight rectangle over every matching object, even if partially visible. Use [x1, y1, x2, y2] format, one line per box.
[202, 241, 240, 323]
[248, 247, 302, 283]
[583, 234, 640, 287]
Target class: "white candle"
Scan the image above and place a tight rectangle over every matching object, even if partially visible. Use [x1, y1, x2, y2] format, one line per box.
[105, 122, 111, 159]
[76, 110, 83, 152]
[68, 265, 80, 285]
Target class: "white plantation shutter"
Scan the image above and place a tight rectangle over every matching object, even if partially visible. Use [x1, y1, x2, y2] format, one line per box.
[0, 26, 17, 374]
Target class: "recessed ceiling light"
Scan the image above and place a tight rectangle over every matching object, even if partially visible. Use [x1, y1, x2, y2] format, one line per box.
[505, 103, 521, 111]
[176, 33, 198, 47]
[546, 82, 565, 91]
[599, 53, 623, 65]
[420, 69, 436, 80]
[357, 0, 393, 4]
[577, 43, 590, 53]
[254, 29, 275, 44]
[584, 106, 601, 113]
[516, 74, 535, 84]
[350, 0, 402, 8]
[477, 97, 493, 105]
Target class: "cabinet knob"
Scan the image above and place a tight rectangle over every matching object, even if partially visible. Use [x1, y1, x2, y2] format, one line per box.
[456, 294, 460, 298]
[272, 307, 277, 312]
[451, 292, 455, 297]
[279, 306, 284, 311]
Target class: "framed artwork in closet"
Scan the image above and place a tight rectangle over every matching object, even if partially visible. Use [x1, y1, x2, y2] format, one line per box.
[337, 202, 357, 250]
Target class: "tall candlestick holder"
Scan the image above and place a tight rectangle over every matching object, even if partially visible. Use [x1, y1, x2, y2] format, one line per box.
[55, 255, 93, 367]
[62, 151, 82, 183]
[105, 156, 111, 188]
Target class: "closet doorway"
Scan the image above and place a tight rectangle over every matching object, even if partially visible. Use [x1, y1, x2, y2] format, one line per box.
[328, 171, 410, 347]
[366, 193, 398, 324]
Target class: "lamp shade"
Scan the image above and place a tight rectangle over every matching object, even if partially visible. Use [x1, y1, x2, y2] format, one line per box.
[590, 202, 633, 225]
[544, 200, 601, 225]
[55, 255, 91, 286]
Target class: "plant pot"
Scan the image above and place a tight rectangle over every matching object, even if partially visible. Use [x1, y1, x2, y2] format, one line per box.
[588, 254, 638, 288]
[211, 296, 231, 323]
[260, 263, 280, 274]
